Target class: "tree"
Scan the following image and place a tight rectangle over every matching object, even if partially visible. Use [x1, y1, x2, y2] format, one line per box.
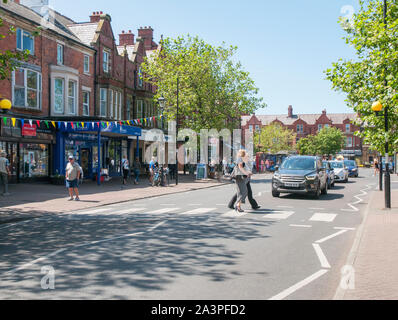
[325, 0, 398, 155]
[296, 127, 345, 157]
[0, 0, 30, 80]
[316, 127, 346, 157]
[141, 35, 265, 132]
[254, 123, 296, 154]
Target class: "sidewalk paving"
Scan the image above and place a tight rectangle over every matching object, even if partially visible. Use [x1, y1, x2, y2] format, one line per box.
[0, 174, 232, 225]
[341, 176, 398, 300]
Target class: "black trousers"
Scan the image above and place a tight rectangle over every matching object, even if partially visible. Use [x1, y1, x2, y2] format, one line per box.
[229, 181, 259, 209]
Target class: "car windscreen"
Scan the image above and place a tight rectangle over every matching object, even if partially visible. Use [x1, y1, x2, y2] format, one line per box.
[322, 161, 329, 169]
[346, 161, 356, 167]
[330, 162, 344, 169]
[281, 158, 316, 171]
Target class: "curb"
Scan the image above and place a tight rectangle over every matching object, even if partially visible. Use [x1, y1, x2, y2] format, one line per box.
[333, 190, 376, 300]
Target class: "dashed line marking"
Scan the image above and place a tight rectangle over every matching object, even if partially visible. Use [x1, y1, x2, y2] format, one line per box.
[316, 230, 348, 244]
[334, 227, 356, 231]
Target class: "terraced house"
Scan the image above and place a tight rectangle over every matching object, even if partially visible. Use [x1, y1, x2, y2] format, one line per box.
[0, 0, 163, 183]
[242, 105, 378, 164]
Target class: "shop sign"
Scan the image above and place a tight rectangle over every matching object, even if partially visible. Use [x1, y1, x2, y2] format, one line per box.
[1, 124, 21, 137]
[22, 124, 37, 137]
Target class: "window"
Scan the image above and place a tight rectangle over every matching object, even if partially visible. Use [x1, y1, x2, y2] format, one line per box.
[54, 78, 64, 113]
[318, 124, 323, 132]
[109, 90, 114, 118]
[136, 100, 143, 119]
[249, 125, 253, 132]
[346, 137, 353, 147]
[12, 68, 42, 110]
[103, 50, 110, 73]
[346, 124, 350, 133]
[67, 81, 76, 114]
[100, 88, 107, 117]
[16, 29, 34, 55]
[138, 67, 143, 87]
[324, 124, 329, 129]
[57, 44, 64, 65]
[19, 144, 49, 179]
[83, 91, 90, 116]
[296, 124, 303, 133]
[118, 92, 122, 120]
[255, 125, 260, 132]
[84, 55, 90, 73]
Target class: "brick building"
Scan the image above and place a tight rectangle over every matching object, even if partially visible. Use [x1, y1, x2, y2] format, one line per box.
[242, 105, 376, 164]
[0, 0, 163, 182]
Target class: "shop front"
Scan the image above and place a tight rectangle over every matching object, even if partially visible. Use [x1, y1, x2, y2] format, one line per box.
[0, 121, 55, 183]
[55, 123, 141, 183]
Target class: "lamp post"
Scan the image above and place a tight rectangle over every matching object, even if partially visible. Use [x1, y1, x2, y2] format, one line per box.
[176, 77, 179, 185]
[0, 99, 12, 114]
[372, 99, 391, 209]
[158, 96, 166, 186]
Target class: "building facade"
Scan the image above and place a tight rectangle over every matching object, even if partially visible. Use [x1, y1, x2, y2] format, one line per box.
[242, 105, 377, 164]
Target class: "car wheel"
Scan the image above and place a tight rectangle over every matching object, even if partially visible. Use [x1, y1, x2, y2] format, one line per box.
[331, 182, 335, 188]
[272, 190, 280, 198]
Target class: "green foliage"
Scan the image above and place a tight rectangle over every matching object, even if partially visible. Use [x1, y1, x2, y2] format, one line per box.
[297, 127, 345, 156]
[254, 123, 296, 154]
[325, 0, 398, 154]
[0, 0, 30, 81]
[141, 35, 266, 132]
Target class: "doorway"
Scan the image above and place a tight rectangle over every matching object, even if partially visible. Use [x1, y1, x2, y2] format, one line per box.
[80, 148, 91, 179]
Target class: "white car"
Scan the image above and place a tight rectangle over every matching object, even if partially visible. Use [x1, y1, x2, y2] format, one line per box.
[329, 161, 349, 183]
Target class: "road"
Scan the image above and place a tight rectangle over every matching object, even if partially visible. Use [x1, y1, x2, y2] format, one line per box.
[0, 168, 379, 299]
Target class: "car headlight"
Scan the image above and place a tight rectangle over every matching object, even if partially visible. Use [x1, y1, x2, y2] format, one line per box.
[274, 173, 281, 179]
[352, 168, 357, 171]
[306, 175, 316, 180]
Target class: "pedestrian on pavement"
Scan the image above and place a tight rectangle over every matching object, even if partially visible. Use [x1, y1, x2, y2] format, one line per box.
[65, 155, 81, 201]
[133, 157, 141, 185]
[149, 157, 156, 186]
[233, 149, 252, 213]
[374, 159, 379, 177]
[122, 155, 130, 185]
[229, 153, 260, 210]
[0, 151, 11, 196]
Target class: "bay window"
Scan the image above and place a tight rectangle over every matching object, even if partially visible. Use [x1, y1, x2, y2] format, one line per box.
[100, 88, 107, 117]
[54, 78, 64, 113]
[67, 81, 76, 114]
[83, 91, 90, 116]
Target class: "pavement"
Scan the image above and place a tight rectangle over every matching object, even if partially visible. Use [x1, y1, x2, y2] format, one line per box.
[0, 173, 230, 225]
[336, 174, 398, 300]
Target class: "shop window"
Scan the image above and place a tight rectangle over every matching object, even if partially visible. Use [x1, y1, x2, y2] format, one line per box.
[13, 68, 42, 110]
[83, 91, 90, 116]
[19, 143, 49, 179]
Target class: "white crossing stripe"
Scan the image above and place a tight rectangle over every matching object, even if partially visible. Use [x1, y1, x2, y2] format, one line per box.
[221, 210, 249, 218]
[76, 208, 109, 215]
[263, 211, 295, 220]
[147, 208, 180, 214]
[315, 230, 348, 244]
[309, 213, 337, 223]
[313, 244, 331, 268]
[112, 208, 146, 215]
[180, 208, 217, 215]
[290, 224, 312, 228]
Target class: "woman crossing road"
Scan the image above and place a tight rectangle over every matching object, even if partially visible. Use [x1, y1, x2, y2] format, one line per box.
[232, 150, 253, 213]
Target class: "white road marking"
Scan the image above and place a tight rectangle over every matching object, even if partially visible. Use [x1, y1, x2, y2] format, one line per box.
[277, 206, 294, 209]
[263, 211, 294, 220]
[309, 213, 337, 223]
[290, 224, 312, 228]
[148, 221, 167, 232]
[180, 208, 217, 215]
[341, 204, 359, 212]
[334, 227, 356, 231]
[110, 208, 146, 215]
[76, 208, 109, 215]
[315, 230, 348, 244]
[147, 208, 180, 214]
[313, 244, 331, 269]
[221, 210, 249, 218]
[269, 269, 329, 300]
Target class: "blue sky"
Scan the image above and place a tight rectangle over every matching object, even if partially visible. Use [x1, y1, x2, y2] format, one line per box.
[51, 0, 358, 115]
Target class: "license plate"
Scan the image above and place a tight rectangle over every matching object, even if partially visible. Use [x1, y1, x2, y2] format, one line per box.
[285, 182, 299, 188]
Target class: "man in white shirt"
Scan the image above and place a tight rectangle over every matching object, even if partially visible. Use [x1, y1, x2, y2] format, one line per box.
[0, 151, 11, 196]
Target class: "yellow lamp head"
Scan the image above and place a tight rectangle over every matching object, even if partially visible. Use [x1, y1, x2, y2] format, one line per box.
[0, 99, 12, 110]
[371, 101, 383, 112]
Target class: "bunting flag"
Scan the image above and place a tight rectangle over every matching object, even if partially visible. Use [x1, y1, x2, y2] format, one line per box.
[29, 120, 33, 127]
[58, 121, 61, 128]
[64, 122, 68, 128]
[127, 120, 130, 126]
[11, 118, 16, 127]
[3, 117, 7, 125]
[71, 122, 74, 129]
[21, 119, 25, 127]
[81, 122, 84, 128]
[51, 121, 56, 128]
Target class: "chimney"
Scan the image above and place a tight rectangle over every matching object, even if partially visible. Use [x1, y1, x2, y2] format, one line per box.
[119, 30, 135, 46]
[20, 0, 49, 16]
[138, 26, 154, 50]
[322, 108, 327, 115]
[288, 105, 293, 118]
[90, 11, 101, 23]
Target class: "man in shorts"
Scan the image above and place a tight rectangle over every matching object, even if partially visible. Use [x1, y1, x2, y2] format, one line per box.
[65, 155, 81, 201]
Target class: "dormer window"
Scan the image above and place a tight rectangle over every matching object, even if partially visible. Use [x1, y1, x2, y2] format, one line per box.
[16, 28, 34, 55]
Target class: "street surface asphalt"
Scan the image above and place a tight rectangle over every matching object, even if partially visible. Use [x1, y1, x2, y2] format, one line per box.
[0, 168, 384, 299]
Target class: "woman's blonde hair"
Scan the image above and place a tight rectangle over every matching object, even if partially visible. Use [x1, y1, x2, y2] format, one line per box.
[237, 149, 246, 158]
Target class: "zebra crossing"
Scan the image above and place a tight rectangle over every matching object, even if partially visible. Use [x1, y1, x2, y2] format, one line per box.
[69, 205, 340, 224]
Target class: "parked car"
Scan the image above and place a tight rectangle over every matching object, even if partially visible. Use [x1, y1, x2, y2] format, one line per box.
[322, 160, 335, 189]
[344, 160, 359, 178]
[330, 161, 349, 183]
[272, 156, 328, 199]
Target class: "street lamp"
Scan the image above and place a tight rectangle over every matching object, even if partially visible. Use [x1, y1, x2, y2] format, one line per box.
[372, 98, 391, 209]
[158, 96, 166, 186]
[0, 98, 12, 113]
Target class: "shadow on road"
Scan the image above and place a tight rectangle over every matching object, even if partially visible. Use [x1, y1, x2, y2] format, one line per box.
[0, 211, 275, 299]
